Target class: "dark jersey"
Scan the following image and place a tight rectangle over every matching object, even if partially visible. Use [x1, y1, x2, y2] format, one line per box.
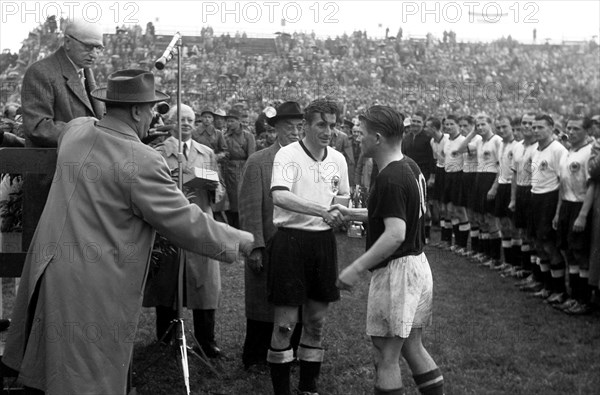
[366, 156, 427, 271]
[401, 131, 435, 180]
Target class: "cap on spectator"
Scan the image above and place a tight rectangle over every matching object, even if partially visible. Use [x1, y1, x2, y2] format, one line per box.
[214, 108, 226, 118]
[266, 101, 303, 127]
[226, 108, 243, 119]
[343, 119, 354, 128]
[200, 108, 215, 117]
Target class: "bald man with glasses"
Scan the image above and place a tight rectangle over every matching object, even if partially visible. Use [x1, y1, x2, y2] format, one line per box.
[21, 18, 104, 147]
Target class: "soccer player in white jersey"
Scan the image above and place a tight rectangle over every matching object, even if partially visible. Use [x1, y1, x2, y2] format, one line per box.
[427, 117, 450, 247]
[454, 115, 503, 266]
[492, 116, 519, 274]
[441, 115, 470, 253]
[530, 114, 568, 301]
[510, 113, 541, 289]
[458, 115, 482, 257]
[268, 99, 349, 395]
[552, 116, 595, 313]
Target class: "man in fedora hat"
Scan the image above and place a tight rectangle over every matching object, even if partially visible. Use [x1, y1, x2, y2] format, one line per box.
[222, 108, 256, 228]
[1, 69, 254, 394]
[239, 101, 305, 371]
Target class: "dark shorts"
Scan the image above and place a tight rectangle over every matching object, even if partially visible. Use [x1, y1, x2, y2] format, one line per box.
[432, 166, 445, 201]
[557, 200, 591, 268]
[474, 172, 497, 215]
[494, 183, 512, 218]
[443, 171, 463, 205]
[514, 185, 533, 234]
[268, 227, 340, 306]
[461, 172, 477, 209]
[531, 190, 559, 244]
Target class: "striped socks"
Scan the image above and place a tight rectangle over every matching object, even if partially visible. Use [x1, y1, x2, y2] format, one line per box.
[413, 368, 444, 395]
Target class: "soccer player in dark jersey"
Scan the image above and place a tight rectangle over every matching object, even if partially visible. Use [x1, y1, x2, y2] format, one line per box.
[333, 105, 444, 395]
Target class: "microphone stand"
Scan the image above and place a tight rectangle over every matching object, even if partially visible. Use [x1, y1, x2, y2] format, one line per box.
[134, 33, 219, 395]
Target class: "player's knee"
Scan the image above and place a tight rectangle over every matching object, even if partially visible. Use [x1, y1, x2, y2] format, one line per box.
[301, 316, 325, 344]
[271, 321, 296, 347]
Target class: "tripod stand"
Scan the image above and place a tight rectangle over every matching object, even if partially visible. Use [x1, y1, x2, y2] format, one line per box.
[133, 32, 220, 395]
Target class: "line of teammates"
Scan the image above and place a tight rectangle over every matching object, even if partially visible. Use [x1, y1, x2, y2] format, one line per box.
[403, 111, 599, 316]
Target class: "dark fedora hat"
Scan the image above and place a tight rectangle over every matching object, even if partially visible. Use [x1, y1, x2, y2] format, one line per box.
[226, 108, 243, 119]
[266, 101, 303, 127]
[91, 69, 169, 104]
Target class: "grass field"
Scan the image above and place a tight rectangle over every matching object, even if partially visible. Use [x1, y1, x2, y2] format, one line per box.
[129, 230, 600, 395]
[3, 229, 599, 394]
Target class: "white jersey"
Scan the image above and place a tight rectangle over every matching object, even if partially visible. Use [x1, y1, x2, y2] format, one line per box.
[559, 142, 592, 202]
[431, 134, 449, 168]
[531, 140, 568, 194]
[444, 134, 466, 173]
[463, 134, 481, 173]
[511, 141, 539, 187]
[271, 141, 350, 231]
[498, 139, 518, 184]
[476, 134, 502, 173]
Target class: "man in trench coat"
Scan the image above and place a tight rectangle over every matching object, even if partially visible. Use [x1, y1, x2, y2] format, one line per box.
[238, 102, 305, 370]
[143, 103, 227, 358]
[1, 69, 253, 394]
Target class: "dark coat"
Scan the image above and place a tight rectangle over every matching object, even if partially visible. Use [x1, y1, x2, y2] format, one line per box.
[588, 139, 600, 288]
[239, 143, 279, 322]
[21, 46, 104, 147]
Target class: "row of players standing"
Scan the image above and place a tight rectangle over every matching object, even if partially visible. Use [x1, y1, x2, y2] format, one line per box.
[403, 111, 600, 315]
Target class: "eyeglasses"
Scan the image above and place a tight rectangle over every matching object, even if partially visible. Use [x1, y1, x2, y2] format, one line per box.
[67, 34, 104, 52]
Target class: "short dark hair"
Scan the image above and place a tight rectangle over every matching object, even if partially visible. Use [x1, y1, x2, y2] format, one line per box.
[426, 117, 442, 131]
[458, 115, 475, 125]
[582, 116, 595, 130]
[535, 114, 554, 127]
[359, 105, 405, 143]
[443, 114, 460, 124]
[412, 111, 427, 121]
[304, 99, 340, 125]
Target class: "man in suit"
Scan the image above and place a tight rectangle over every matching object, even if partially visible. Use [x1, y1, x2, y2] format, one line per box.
[21, 18, 104, 147]
[238, 102, 304, 371]
[20, 18, 105, 250]
[143, 103, 227, 358]
[2, 69, 254, 394]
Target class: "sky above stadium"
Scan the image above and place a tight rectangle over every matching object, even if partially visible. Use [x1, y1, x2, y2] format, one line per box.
[1, 0, 599, 52]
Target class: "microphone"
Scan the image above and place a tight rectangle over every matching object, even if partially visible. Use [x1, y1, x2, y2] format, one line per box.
[155, 32, 182, 70]
[156, 101, 170, 115]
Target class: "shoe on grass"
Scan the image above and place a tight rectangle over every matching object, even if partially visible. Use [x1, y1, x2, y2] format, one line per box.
[553, 298, 577, 311]
[533, 288, 551, 298]
[565, 301, 594, 315]
[545, 292, 566, 305]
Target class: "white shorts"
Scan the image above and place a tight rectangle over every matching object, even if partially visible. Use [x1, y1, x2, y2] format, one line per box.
[366, 253, 433, 338]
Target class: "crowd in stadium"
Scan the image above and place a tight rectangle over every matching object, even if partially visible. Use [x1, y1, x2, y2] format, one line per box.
[0, 15, 599, 395]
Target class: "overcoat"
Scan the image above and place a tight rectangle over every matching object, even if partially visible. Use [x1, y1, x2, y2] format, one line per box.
[2, 117, 246, 394]
[21, 46, 104, 147]
[143, 136, 223, 309]
[238, 143, 279, 322]
[222, 129, 256, 212]
[588, 139, 600, 288]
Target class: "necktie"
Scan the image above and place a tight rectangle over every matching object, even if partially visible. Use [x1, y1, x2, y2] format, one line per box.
[78, 69, 85, 86]
[183, 143, 188, 160]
